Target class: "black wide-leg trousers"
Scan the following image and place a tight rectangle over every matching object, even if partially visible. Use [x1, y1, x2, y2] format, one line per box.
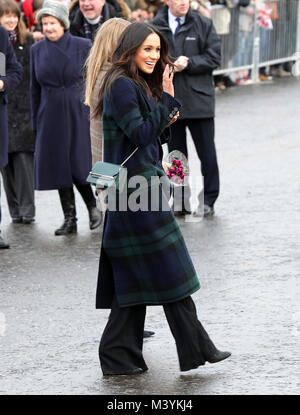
[1, 152, 35, 219]
[99, 296, 218, 374]
[169, 118, 220, 208]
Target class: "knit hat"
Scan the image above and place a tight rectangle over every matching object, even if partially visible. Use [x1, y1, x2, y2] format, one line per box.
[36, 0, 70, 30]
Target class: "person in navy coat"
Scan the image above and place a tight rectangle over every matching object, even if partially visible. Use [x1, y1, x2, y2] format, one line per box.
[0, 25, 22, 248]
[31, 0, 102, 235]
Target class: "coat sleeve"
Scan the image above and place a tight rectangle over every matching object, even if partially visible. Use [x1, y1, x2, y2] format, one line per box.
[0, 29, 22, 93]
[107, 78, 181, 148]
[184, 18, 221, 75]
[160, 127, 171, 145]
[30, 46, 41, 131]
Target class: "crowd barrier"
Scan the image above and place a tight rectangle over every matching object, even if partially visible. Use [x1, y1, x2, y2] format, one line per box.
[211, 0, 300, 80]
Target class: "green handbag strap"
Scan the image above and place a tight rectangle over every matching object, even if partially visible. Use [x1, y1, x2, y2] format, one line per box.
[120, 147, 139, 167]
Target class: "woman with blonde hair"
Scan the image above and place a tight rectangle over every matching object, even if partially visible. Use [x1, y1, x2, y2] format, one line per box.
[85, 17, 131, 166]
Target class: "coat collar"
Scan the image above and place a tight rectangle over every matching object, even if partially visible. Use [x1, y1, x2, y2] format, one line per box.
[152, 5, 196, 33]
[45, 30, 71, 47]
[45, 30, 72, 59]
[118, 75, 153, 112]
[71, 3, 117, 33]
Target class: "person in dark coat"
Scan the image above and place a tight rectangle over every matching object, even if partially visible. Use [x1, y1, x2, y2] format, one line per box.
[0, 25, 23, 248]
[31, 0, 102, 235]
[69, 0, 122, 41]
[152, 0, 221, 217]
[92, 22, 230, 375]
[0, 0, 35, 224]
[85, 17, 156, 340]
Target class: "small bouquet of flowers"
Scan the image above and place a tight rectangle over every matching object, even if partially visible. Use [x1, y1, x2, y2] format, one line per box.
[163, 150, 189, 185]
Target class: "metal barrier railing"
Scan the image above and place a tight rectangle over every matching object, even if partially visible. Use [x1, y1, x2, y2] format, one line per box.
[211, 0, 300, 79]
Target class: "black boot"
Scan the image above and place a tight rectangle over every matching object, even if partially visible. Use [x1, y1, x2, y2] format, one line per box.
[197, 320, 231, 364]
[75, 182, 102, 230]
[88, 206, 103, 230]
[0, 233, 10, 249]
[55, 188, 77, 236]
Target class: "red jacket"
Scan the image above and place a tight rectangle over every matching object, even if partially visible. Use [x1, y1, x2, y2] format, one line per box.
[21, 0, 36, 29]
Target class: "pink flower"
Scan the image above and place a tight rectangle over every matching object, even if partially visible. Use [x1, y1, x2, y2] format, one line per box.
[165, 156, 187, 185]
[172, 159, 179, 166]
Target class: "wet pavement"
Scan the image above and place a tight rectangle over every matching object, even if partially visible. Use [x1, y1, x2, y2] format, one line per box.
[0, 77, 300, 395]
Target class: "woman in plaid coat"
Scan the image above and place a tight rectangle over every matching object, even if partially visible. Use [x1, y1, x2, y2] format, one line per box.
[91, 22, 231, 375]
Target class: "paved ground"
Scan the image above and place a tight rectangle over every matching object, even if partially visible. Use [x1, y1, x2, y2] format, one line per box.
[0, 77, 300, 395]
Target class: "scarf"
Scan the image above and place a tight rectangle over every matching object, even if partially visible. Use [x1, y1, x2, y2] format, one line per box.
[8, 29, 18, 46]
[82, 16, 103, 40]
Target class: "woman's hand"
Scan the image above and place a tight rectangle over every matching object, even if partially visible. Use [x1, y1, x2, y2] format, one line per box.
[0, 80, 4, 90]
[162, 64, 174, 97]
[167, 111, 179, 127]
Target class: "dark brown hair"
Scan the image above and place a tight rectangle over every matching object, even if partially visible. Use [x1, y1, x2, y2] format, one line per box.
[0, 0, 30, 45]
[95, 22, 173, 118]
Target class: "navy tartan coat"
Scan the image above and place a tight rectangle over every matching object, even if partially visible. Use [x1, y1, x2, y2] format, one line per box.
[96, 77, 200, 308]
[0, 26, 22, 168]
[30, 31, 92, 190]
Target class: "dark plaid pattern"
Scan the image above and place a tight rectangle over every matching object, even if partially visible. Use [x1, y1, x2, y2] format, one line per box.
[96, 77, 200, 308]
[8, 30, 18, 46]
[83, 17, 103, 40]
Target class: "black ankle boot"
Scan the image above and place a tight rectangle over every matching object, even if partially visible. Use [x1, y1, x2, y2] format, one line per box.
[55, 188, 78, 236]
[197, 320, 231, 364]
[0, 234, 10, 249]
[88, 206, 102, 230]
[206, 350, 231, 364]
[55, 218, 77, 235]
[74, 182, 102, 230]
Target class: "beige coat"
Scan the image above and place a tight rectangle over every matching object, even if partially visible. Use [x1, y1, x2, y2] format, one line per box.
[90, 63, 111, 166]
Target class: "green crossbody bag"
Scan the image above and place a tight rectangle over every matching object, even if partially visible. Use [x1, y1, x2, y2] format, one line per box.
[86, 147, 138, 191]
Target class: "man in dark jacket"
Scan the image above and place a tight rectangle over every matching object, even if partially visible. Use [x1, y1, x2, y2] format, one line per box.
[69, 0, 121, 41]
[0, 26, 23, 248]
[152, 0, 221, 217]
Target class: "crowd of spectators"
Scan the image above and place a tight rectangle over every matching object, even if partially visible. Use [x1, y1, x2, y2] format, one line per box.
[0, 0, 298, 248]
